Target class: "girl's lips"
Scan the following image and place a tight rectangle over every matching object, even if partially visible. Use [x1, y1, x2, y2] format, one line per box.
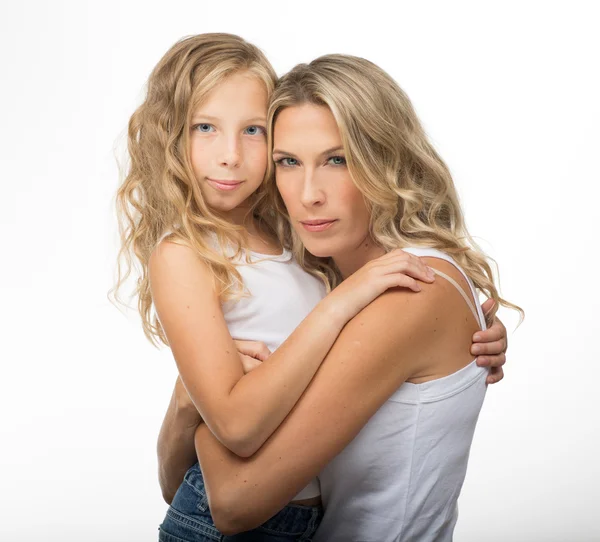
[207, 178, 244, 192]
[300, 220, 338, 232]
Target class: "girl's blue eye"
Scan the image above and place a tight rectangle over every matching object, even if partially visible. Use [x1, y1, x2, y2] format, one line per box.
[196, 123, 215, 133]
[328, 156, 346, 166]
[244, 125, 265, 136]
[276, 157, 298, 167]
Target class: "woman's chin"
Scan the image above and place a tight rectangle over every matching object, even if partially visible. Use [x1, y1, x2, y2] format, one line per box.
[302, 241, 337, 259]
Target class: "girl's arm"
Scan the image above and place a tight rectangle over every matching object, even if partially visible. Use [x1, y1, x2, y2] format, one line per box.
[157, 343, 269, 501]
[149, 241, 434, 458]
[193, 259, 482, 534]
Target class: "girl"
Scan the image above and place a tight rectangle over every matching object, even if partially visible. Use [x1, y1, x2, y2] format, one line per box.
[115, 34, 509, 541]
[176, 55, 522, 541]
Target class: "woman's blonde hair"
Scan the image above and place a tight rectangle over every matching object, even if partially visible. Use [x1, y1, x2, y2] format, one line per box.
[113, 33, 278, 345]
[262, 54, 522, 323]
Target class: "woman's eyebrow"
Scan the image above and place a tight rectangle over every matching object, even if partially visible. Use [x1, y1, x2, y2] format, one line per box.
[319, 146, 344, 156]
[272, 146, 344, 157]
[272, 149, 298, 157]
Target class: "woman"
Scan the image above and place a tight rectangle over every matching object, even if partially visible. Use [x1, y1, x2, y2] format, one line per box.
[190, 55, 519, 539]
[158, 54, 518, 541]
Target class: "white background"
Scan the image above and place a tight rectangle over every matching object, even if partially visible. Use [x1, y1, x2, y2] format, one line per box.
[1, 1, 598, 541]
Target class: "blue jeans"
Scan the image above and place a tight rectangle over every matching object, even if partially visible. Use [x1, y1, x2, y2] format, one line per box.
[159, 463, 323, 542]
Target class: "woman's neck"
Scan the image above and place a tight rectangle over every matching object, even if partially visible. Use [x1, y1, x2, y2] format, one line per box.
[333, 236, 386, 279]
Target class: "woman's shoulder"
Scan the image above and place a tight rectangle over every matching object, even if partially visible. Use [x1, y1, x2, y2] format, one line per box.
[401, 246, 455, 265]
[353, 256, 479, 347]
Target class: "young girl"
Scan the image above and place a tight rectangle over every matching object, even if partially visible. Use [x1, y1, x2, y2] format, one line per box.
[115, 34, 509, 541]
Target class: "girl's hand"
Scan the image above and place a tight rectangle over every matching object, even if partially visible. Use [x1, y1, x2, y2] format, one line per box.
[327, 249, 435, 323]
[471, 299, 508, 385]
[233, 340, 271, 374]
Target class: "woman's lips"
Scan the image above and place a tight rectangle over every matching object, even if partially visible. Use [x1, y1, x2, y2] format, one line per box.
[300, 219, 338, 232]
[207, 178, 244, 191]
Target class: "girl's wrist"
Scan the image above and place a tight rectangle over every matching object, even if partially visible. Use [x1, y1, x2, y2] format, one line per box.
[318, 294, 349, 332]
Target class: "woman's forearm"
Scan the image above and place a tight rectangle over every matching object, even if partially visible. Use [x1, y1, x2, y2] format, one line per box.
[157, 381, 203, 504]
[194, 423, 308, 535]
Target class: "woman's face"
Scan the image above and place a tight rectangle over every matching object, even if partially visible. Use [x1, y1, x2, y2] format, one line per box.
[190, 71, 268, 218]
[273, 104, 372, 259]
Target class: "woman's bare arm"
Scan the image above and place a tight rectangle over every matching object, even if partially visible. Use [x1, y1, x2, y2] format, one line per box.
[193, 260, 481, 534]
[157, 377, 203, 503]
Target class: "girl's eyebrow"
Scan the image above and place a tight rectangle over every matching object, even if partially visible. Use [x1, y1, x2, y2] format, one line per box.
[191, 114, 267, 124]
[272, 146, 344, 158]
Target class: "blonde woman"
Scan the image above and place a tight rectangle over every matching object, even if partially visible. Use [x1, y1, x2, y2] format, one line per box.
[163, 55, 523, 541]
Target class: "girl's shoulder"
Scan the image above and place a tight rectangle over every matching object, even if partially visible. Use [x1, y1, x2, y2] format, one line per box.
[150, 236, 214, 288]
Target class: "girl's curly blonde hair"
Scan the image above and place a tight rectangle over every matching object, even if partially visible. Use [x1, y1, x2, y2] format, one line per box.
[113, 34, 278, 345]
[260, 54, 523, 323]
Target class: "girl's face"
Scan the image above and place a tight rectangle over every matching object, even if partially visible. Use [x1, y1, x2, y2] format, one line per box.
[190, 71, 268, 218]
[273, 104, 372, 261]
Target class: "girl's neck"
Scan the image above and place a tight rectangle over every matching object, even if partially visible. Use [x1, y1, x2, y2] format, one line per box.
[218, 206, 282, 256]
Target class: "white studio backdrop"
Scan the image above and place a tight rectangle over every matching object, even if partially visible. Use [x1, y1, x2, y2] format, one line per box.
[1, 1, 598, 541]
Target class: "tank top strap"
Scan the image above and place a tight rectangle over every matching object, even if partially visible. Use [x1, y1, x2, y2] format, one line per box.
[400, 246, 487, 330]
[430, 268, 480, 325]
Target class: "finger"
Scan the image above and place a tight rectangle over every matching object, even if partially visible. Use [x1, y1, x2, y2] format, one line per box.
[372, 251, 432, 281]
[382, 260, 435, 284]
[254, 343, 271, 362]
[233, 340, 254, 356]
[472, 324, 506, 345]
[486, 367, 504, 385]
[233, 340, 271, 361]
[480, 298, 496, 316]
[400, 254, 436, 282]
[471, 339, 507, 356]
[233, 339, 259, 356]
[383, 274, 422, 292]
[376, 250, 426, 274]
[476, 353, 506, 368]
[239, 353, 262, 374]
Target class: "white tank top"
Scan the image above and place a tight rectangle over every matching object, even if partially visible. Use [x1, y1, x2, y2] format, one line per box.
[314, 247, 488, 541]
[222, 245, 327, 500]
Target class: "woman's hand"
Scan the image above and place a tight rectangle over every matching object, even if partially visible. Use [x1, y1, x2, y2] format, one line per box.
[471, 299, 508, 385]
[327, 249, 435, 323]
[173, 376, 203, 427]
[233, 340, 271, 374]
[157, 377, 204, 503]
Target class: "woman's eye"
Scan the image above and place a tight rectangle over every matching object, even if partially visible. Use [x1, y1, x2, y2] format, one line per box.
[328, 156, 346, 166]
[195, 123, 215, 133]
[276, 157, 298, 167]
[244, 125, 266, 136]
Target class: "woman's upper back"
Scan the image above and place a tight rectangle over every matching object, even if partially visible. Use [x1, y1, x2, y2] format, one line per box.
[315, 247, 488, 542]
